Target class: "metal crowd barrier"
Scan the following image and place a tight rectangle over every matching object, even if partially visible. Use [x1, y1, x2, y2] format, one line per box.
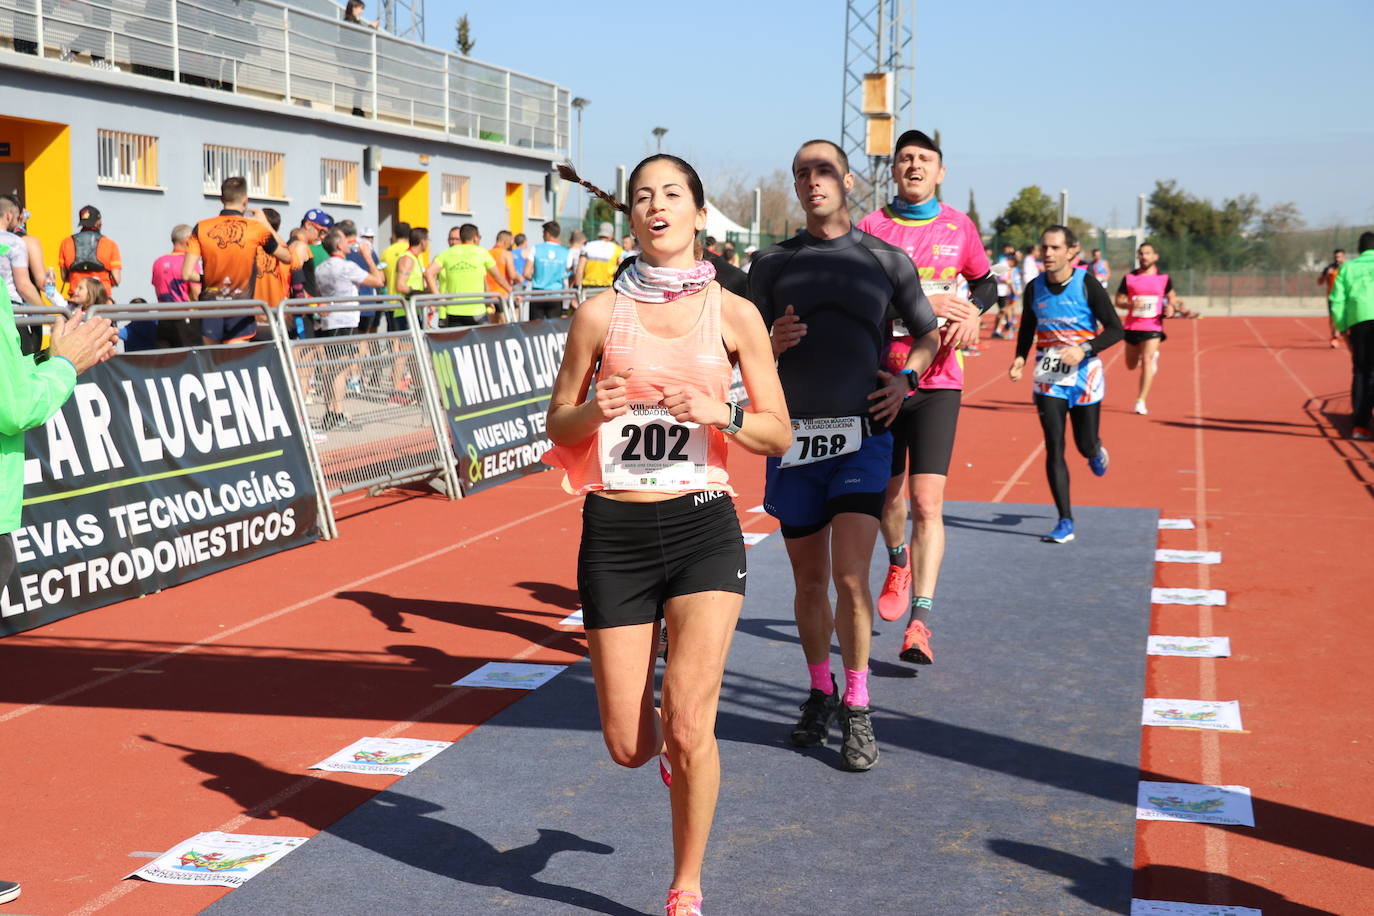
[12, 303, 72, 327]
[409, 291, 511, 326]
[509, 288, 579, 322]
[273, 295, 458, 536]
[33, 299, 338, 543]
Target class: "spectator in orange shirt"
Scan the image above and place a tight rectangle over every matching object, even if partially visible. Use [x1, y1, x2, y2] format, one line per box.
[58, 205, 122, 295]
[184, 176, 290, 344]
[253, 208, 292, 310]
[485, 229, 518, 295]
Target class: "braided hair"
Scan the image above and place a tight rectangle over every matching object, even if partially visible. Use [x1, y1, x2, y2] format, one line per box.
[557, 163, 629, 215]
[558, 155, 708, 214]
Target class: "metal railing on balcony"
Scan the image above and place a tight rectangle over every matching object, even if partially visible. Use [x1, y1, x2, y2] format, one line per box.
[0, 0, 569, 156]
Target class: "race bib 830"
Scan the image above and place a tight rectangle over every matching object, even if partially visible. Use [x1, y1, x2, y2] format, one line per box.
[1033, 349, 1076, 386]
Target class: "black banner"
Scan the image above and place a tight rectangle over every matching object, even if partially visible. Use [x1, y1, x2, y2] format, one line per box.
[2, 343, 319, 636]
[427, 319, 570, 495]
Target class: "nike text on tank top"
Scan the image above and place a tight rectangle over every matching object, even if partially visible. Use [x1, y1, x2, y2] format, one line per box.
[1122, 270, 1170, 332]
[543, 283, 734, 495]
[856, 202, 991, 390]
[747, 227, 937, 421]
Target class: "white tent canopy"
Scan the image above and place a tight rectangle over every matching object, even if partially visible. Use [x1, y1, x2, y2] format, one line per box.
[704, 200, 752, 243]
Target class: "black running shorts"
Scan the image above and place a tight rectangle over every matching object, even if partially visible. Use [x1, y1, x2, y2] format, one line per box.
[889, 387, 961, 478]
[1124, 329, 1167, 345]
[577, 491, 746, 629]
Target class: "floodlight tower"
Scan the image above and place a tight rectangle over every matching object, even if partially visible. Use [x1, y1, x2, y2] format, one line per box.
[379, 0, 425, 42]
[840, 0, 915, 216]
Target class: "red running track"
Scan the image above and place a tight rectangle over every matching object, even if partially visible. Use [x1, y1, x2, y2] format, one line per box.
[1, 316, 1369, 914]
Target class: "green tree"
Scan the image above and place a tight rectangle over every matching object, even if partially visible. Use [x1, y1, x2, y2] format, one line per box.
[1145, 179, 1260, 270]
[992, 185, 1058, 250]
[1253, 201, 1306, 268]
[966, 189, 981, 234]
[455, 14, 474, 55]
[582, 196, 616, 239]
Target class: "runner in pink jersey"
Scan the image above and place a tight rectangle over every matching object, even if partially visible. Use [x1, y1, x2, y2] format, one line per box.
[856, 129, 999, 667]
[1114, 242, 1184, 415]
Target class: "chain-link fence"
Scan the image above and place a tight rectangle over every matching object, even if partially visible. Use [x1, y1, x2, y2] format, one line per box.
[276, 296, 457, 530]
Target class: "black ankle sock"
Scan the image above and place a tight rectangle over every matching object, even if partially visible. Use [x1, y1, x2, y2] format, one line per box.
[887, 545, 908, 568]
[910, 596, 933, 625]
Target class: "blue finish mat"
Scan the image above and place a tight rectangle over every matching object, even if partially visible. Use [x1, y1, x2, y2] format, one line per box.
[205, 501, 1157, 915]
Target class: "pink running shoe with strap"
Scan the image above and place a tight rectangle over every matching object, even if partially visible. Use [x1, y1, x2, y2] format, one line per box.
[666, 889, 703, 916]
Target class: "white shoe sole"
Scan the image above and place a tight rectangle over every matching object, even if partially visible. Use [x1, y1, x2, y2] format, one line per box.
[1043, 533, 1075, 544]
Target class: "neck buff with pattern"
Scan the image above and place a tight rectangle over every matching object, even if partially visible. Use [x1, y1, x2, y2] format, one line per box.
[889, 196, 941, 220]
[613, 257, 716, 303]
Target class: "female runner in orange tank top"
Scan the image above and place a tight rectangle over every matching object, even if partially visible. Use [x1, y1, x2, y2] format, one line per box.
[546, 155, 791, 916]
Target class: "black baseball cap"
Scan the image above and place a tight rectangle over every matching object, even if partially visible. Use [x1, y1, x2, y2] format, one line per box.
[893, 130, 941, 159]
[78, 205, 101, 227]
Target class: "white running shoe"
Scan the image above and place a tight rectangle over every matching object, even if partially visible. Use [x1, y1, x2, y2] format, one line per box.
[1134, 400, 1148, 415]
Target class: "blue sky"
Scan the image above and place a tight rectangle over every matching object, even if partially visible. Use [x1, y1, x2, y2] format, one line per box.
[411, 0, 1370, 229]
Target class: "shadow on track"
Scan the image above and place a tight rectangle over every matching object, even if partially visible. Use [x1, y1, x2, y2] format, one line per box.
[989, 839, 1341, 915]
[141, 734, 643, 915]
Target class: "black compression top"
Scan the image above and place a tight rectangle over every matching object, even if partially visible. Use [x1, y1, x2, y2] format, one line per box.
[749, 226, 937, 419]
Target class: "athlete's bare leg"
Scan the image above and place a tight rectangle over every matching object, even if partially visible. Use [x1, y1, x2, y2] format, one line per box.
[1124, 340, 1142, 371]
[660, 590, 742, 897]
[880, 472, 909, 553]
[908, 473, 948, 599]
[784, 528, 835, 667]
[587, 620, 662, 770]
[1136, 337, 1162, 403]
[784, 512, 879, 671]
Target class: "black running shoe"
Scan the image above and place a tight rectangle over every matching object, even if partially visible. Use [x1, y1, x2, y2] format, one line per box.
[839, 704, 879, 771]
[0, 880, 20, 905]
[788, 678, 839, 747]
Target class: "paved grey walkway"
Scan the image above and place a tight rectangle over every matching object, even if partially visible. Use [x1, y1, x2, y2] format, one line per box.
[206, 500, 1156, 915]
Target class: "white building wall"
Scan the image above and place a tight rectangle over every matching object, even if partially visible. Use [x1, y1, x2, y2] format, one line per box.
[1, 65, 556, 301]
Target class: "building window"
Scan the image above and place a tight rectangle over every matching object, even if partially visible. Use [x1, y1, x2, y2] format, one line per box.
[203, 144, 286, 199]
[97, 130, 159, 188]
[526, 184, 544, 220]
[320, 158, 360, 204]
[442, 174, 470, 213]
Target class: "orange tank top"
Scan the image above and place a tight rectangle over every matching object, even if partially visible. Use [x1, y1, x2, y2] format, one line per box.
[545, 283, 735, 496]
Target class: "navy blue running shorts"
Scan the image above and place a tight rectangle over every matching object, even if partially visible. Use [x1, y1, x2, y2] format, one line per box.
[763, 431, 892, 539]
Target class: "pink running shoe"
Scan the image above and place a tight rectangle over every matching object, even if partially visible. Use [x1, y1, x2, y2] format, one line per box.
[659, 752, 672, 788]
[900, 620, 934, 665]
[877, 562, 912, 622]
[665, 889, 703, 916]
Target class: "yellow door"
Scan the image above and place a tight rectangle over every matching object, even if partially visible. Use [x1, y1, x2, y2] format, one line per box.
[504, 182, 524, 237]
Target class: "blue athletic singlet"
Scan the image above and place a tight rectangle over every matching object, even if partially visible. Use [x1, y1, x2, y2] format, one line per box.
[1027, 269, 1105, 406]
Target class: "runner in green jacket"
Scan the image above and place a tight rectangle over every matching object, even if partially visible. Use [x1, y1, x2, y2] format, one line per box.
[1329, 234, 1374, 440]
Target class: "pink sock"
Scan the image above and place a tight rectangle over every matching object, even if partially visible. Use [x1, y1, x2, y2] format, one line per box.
[843, 667, 869, 707]
[808, 662, 833, 693]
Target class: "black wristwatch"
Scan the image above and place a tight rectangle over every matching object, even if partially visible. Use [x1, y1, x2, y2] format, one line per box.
[901, 368, 919, 391]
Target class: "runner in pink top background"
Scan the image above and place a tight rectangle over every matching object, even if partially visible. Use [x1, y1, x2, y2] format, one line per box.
[1114, 241, 1184, 415]
[859, 200, 989, 388]
[856, 129, 1000, 669]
